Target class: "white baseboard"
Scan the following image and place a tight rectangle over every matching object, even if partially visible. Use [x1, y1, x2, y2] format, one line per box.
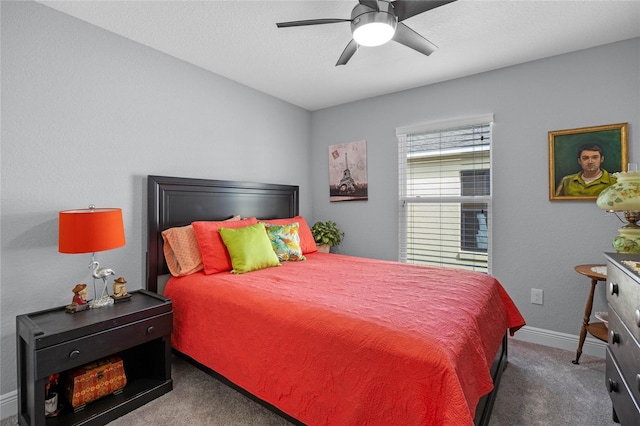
[512, 325, 607, 359]
[0, 326, 607, 422]
[1, 390, 17, 421]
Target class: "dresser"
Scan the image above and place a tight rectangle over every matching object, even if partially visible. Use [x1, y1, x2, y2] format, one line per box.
[604, 253, 640, 425]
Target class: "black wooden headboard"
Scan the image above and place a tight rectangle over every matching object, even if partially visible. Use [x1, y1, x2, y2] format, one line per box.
[146, 175, 300, 292]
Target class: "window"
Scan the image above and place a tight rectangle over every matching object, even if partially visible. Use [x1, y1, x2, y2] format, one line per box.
[461, 169, 489, 252]
[397, 115, 493, 273]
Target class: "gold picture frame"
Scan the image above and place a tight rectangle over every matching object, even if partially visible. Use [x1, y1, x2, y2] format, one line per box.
[549, 123, 628, 201]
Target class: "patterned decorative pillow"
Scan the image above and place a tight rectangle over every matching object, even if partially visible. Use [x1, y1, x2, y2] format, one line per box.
[161, 215, 242, 276]
[263, 222, 306, 261]
[259, 216, 317, 254]
[161, 225, 203, 276]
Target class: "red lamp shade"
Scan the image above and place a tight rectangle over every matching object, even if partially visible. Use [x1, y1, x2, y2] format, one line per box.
[59, 207, 126, 254]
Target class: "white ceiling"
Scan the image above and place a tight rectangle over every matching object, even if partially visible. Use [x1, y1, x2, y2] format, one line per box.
[38, 0, 640, 111]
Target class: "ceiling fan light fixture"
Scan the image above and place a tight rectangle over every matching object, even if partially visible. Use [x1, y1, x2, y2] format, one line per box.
[352, 12, 397, 47]
[277, 0, 453, 66]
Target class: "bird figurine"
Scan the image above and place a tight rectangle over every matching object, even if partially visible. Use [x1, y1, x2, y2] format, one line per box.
[89, 260, 115, 306]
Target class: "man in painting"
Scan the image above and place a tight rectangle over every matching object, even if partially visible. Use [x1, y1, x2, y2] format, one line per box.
[555, 144, 617, 197]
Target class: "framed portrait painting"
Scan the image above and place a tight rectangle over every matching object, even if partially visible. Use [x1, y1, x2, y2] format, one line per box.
[328, 140, 368, 202]
[549, 123, 628, 201]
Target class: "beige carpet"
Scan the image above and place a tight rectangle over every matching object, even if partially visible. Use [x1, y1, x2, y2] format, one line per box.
[489, 339, 615, 426]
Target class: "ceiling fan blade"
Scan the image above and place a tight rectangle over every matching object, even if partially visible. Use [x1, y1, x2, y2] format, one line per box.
[392, 0, 456, 22]
[359, 0, 380, 12]
[393, 22, 438, 56]
[276, 18, 351, 28]
[336, 39, 359, 66]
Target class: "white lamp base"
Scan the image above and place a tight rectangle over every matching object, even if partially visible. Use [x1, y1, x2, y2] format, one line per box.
[89, 295, 114, 308]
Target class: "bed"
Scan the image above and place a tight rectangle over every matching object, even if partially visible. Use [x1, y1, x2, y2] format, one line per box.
[146, 175, 525, 426]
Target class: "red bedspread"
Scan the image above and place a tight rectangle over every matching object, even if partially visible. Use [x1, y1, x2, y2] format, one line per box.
[165, 253, 525, 425]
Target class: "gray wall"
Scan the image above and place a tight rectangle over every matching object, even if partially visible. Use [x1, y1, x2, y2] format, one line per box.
[1, 1, 311, 395]
[310, 38, 639, 337]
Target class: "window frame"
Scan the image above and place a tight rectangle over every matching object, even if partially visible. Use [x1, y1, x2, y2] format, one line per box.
[397, 115, 494, 273]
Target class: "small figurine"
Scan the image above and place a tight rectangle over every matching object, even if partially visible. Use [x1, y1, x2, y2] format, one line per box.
[89, 260, 115, 303]
[112, 277, 131, 303]
[72, 284, 88, 305]
[65, 284, 90, 313]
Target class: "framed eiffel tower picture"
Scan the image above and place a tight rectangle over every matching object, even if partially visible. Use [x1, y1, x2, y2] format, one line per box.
[328, 140, 368, 202]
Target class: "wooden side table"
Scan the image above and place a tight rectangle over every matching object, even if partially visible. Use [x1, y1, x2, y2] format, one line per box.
[17, 290, 173, 425]
[572, 264, 608, 364]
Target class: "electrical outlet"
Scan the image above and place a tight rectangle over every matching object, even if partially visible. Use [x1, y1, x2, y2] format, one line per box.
[531, 288, 544, 305]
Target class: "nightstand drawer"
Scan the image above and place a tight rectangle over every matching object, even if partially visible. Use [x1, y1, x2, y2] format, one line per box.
[35, 312, 172, 378]
[606, 349, 640, 425]
[607, 307, 640, 405]
[606, 260, 640, 343]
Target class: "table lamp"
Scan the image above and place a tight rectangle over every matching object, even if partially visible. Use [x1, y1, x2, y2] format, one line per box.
[596, 170, 640, 253]
[59, 205, 126, 308]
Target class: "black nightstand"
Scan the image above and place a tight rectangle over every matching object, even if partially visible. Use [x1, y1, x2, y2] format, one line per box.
[17, 290, 173, 426]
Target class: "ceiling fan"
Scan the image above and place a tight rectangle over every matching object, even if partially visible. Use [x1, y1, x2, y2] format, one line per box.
[276, 0, 456, 66]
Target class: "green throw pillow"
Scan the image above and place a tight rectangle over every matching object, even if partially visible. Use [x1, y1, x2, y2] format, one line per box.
[219, 223, 280, 274]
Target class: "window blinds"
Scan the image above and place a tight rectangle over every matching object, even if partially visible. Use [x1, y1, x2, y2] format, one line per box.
[397, 116, 493, 273]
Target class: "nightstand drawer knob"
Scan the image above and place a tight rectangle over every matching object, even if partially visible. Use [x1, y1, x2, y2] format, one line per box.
[635, 309, 640, 327]
[146, 326, 154, 335]
[608, 378, 619, 393]
[610, 282, 619, 296]
[69, 349, 80, 359]
[610, 331, 620, 344]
